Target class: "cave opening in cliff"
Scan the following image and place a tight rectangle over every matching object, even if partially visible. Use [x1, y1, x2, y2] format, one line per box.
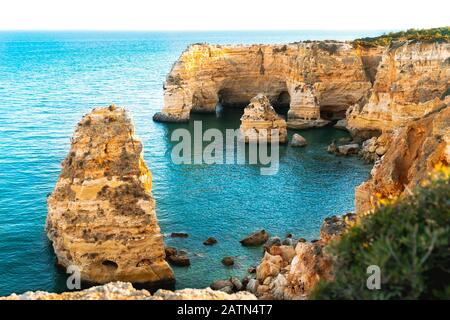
[102, 260, 118, 270]
[217, 88, 249, 108]
[320, 105, 347, 121]
[272, 91, 290, 117]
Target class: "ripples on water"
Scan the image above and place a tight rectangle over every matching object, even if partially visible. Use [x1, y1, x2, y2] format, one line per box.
[0, 31, 376, 295]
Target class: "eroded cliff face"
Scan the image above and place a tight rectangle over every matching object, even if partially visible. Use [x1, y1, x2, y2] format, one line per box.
[347, 42, 450, 137]
[355, 105, 450, 213]
[156, 42, 379, 128]
[46, 105, 174, 285]
[156, 41, 449, 135]
[1, 282, 256, 300]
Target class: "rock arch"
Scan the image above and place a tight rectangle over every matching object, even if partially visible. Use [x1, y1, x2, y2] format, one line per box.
[154, 42, 378, 128]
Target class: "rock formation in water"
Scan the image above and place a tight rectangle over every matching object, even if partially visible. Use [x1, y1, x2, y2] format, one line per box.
[1, 282, 256, 300]
[355, 105, 450, 213]
[239, 94, 287, 143]
[155, 42, 379, 128]
[46, 105, 174, 286]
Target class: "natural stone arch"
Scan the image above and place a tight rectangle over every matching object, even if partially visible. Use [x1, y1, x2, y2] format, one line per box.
[155, 43, 377, 126]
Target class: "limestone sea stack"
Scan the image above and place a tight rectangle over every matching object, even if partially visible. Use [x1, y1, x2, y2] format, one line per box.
[46, 105, 174, 286]
[239, 94, 287, 143]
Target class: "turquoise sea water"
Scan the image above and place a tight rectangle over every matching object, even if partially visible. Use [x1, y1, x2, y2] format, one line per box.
[0, 31, 377, 295]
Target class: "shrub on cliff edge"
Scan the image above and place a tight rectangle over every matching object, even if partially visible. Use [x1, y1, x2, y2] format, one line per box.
[311, 166, 450, 300]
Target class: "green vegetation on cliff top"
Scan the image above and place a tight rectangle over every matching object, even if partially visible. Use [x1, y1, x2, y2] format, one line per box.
[353, 27, 450, 47]
[311, 167, 450, 300]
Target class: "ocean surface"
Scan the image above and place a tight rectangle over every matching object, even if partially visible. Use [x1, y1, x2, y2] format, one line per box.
[0, 31, 378, 295]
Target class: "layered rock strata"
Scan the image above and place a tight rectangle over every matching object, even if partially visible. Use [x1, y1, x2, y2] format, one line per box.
[46, 105, 174, 285]
[156, 41, 449, 136]
[1, 282, 256, 300]
[347, 42, 450, 137]
[355, 105, 450, 213]
[156, 42, 379, 128]
[239, 94, 287, 143]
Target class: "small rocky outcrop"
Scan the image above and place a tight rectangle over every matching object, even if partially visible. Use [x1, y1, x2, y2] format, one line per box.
[165, 247, 190, 267]
[46, 105, 174, 285]
[203, 237, 218, 245]
[320, 213, 356, 243]
[290, 133, 307, 147]
[337, 143, 360, 155]
[240, 229, 269, 246]
[221, 256, 235, 267]
[239, 94, 287, 143]
[247, 213, 355, 299]
[170, 232, 189, 238]
[334, 119, 348, 130]
[327, 140, 360, 156]
[1, 282, 256, 300]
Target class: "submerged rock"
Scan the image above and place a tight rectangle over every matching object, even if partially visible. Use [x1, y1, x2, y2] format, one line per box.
[239, 94, 287, 143]
[290, 133, 308, 147]
[240, 229, 269, 246]
[46, 105, 174, 285]
[170, 232, 189, 238]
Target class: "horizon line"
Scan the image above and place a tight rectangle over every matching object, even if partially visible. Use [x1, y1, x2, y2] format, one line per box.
[0, 28, 397, 33]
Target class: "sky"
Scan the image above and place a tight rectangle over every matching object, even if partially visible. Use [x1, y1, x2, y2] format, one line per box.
[0, 0, 448, 31]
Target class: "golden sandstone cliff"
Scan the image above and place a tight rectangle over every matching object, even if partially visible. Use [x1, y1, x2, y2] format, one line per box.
[152, 38, 449, 300]
[46, 105, 174, 286]
[154, 42, 378, 128]
[347, 42, 450, 137]
[8, 37, 448, 301]
[155, 40, 449, 212]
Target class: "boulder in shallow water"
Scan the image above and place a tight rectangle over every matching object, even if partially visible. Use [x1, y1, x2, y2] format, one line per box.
[337, 143, 360, 155]
[290, 133, 308, 147]
[240, 229, 269, 246]
[334, 119, 348, 130]
[203, 237, 218, 245]
[170, 232, 188, 238]
[167, 254, 190, 267]
[221, 256, 235, 266]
